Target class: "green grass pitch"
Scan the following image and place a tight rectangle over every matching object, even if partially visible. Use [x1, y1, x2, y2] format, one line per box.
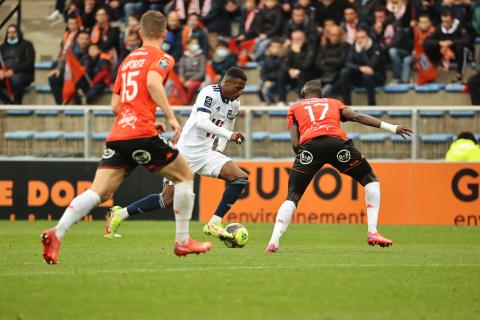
[1, 221, 479, 320]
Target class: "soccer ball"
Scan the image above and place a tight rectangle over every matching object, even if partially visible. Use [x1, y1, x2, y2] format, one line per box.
[223, 223, 249, 248]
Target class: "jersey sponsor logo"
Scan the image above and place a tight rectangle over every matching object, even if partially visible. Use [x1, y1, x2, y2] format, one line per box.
[337, 149, 351, 163]
[204, 96, 213, 108]
[132, 149, 152, 164]
[299, 150, 314, 165]
[121, 59, 146, 71]
[118, 108, 138, 129]
[158, 57, 169, 70]
[129, 50, 148, 57]
[102, 148, 115, 159]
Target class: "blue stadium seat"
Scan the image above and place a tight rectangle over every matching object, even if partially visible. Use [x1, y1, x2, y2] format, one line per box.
[6, 109, 34, 116]
[64, 131, 85, 140]
[347, 133, 360, 141]
[419, 133, 454, 143]
[155, 110, 165, 117]
[242, 62, 259, 69]
[419, 110, 446, 117]
[363, 110, 384, 117]
[359, 133, 389, 142]
[387, 110, 412, 117]
[4, 130, 35, 140]
[35, 109, 60, 116]
[445, 83, 466, 93]
[267, 110, 288, 117]
[269, 132, 291, 141]
[64, 109, 84, 116]
[383, 83, 412, 93]
[162, 131, 173, 140]
[34, 60, 56, 69]
[92, 110, 114, 116]
[448, 110, 476, 117]
[252, 131, 270, 141]
[91, 132, 109, 140]
[414, 83, 445, 92]
[476, 36, 480, 44]
[390, 134, 412, 143]
[177, 110, 191, 116]
[353, 86, 382, 93]
[243, 84, 258, 94]
[35, 84, 52, 93]
[34, 131, 64, 140]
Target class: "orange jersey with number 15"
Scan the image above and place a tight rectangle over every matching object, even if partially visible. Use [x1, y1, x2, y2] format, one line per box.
[107, 46, 175, 142]
[287, 97, 348, 145]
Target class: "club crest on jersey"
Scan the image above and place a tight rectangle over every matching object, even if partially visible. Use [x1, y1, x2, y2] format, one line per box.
[227, 110, 237, 119]
[299, 150, 313, 165]
[102, 148, 115, 159]
[337, 149, 351, 163]
[204, 96, 213, 108]
[158, 57, 169, 70]
[132, 149, 152, 164]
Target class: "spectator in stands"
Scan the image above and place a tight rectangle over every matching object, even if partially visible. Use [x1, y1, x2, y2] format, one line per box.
[296, 0, 316, 21]
[237, 0, 259, 41]
[90, 7, 120, 66]
[371, 6, 414, 83]
[47, 0, 66, 21]
[203, 0, 239, 41]
[342, 6, 360, 45]
[315, 0, 349, 30]
[467, 67, 480, 105]
[253, 0, 284, 61]
[60, 16, 81, 58]
[75, 44, 112, 104]
[123, 0, 169, 24]
[173, 0, 214, 24]
[120, 11, 141, 61]
[105, 0, 123, 22]
[352, 0, 385, 25]
[164, 11, 184, 62]
[64, 0, 83, 27]
[282, 29, 316, 99]
[314, 25, 350, 97]
[211, 40, 237, 78]
[386, 0, 413, 28]
[283, 5, 318, 45]
[258, 38, 287, 105]
[412, 0, 440, 25]
[473, 1, 480, 35]
[339, 27, 385, 105]
[183, 13, 209, 56]
[445, 132, 480, 161]
[0, 24, 35, 104]
[81, 0, 98, 30]
[177, 37, 206, 104]
[48, 31, 90, 105]
[424, 9, 470, 83]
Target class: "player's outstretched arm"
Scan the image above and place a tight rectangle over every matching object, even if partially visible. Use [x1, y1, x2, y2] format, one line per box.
[341, 107, 413, 139]
[290, 123, 300, 153]
[147, 70, 182, 143]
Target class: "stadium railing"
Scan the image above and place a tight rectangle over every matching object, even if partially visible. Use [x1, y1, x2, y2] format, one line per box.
[1, 105, 480, 160]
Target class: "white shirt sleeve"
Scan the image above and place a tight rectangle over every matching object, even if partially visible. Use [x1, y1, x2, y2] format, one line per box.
[194, 111, 233, 140]
[216, 117, 235, 152]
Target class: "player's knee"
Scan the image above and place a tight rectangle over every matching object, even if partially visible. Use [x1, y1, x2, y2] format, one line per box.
[359, 171, 378, 186]
[229, 175, 249, 189]
[286, 192, 302, 206]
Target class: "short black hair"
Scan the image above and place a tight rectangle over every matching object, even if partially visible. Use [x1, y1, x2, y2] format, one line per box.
[457, 132, 477, 143]
[419, 14, 431, 21]
[225, 67, 247, 82]
[441, 8, 453, 19]
[301, 80, 322, 99]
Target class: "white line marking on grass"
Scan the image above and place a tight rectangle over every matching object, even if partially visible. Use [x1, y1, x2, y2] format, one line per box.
[1, 264, 479, 277]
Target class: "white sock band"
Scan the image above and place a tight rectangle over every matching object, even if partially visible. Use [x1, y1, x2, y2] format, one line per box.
[364, 181, 380, 234]
[173, 180, 194, 244]
[56, 189, 101, 240]
[269, 200, 296, 246]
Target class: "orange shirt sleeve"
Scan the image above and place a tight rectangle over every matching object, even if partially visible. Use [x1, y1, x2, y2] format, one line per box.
[149, 53, 175, 82]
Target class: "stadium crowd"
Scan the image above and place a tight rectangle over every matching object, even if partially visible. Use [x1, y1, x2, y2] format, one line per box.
[1, 0, 480, 106]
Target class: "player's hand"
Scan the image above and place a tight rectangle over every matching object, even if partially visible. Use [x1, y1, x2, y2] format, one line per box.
[396, 125, 413, 139]
[230, 132, 245, 145]
[168, 117, 182, 144]
[155, 121, 166, 133]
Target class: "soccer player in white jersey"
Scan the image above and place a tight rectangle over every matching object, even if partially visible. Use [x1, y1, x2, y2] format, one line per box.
[105, 67, 248, 241]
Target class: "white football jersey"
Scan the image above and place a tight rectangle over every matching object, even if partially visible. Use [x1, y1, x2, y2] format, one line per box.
[177, 84, 240, 155]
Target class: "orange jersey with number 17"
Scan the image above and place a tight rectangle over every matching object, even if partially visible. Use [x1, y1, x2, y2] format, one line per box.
[107, 45, 175, 142]
[287, 97, 348, 145]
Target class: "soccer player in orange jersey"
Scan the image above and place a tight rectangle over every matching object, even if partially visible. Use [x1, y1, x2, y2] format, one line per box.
[265, 80, 413, 253]
[41, 11, 212, 264]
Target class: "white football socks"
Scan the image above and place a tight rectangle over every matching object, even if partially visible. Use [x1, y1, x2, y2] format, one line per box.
[173, 180, 195, 244]
[209, 215, 222, 224]
[364, 181, 380, 234]
[118, 208, 129, 220]
[55, 189, 101, 240]
[269, 200, 296, 247]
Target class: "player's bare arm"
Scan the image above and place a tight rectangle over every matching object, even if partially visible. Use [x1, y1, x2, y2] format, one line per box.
[147, 70, 181, 143]
[111, 93, 120, 115]
[289, 123, 300, 153]
[341, 107, 413, 139]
